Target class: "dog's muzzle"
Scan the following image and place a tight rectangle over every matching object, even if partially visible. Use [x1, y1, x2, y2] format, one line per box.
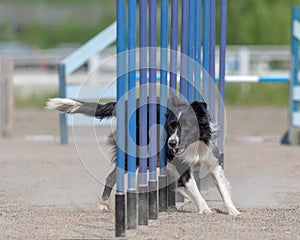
[168, 139, 177, 148]
[168, 139, 187, 155]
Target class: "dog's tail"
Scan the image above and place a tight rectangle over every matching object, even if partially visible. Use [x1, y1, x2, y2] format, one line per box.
[46, 98, 116, 120]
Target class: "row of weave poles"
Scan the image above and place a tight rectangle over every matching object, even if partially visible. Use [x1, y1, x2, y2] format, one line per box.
[115, 0, 227, 237]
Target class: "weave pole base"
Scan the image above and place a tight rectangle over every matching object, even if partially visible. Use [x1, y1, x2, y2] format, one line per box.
[115, 193, 125, 238]
[148, 180, 158, 219]
[127, 190, 137, 229]
[138, 185, 149, 226]
[159, 175, 168, 212]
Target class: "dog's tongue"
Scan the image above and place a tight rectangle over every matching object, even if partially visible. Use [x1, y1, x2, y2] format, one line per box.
[174, 146, 185, 155]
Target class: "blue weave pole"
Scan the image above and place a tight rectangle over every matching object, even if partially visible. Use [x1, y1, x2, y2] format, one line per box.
[127, 0, 137, 230]
[170, 0, 179, 93]
[194, 0, 202, 102]
[58, 64, 68, 144]
[148, 0, 158, 220]
[138, 0, 149, 226]
[115, 0, 126, 237]
[289, 6, 300, 144]
[203, 0, 210, 102]
[218, 0, 227, 154]
[159, 0, 168, 212]
[180, 0, 189, 98]
[149, 0, 157, 183]
[187, 0, 195, 102]
[209, 0, 216, 121]
[127, 0, 137, 192]
[291, 7, 300, 114]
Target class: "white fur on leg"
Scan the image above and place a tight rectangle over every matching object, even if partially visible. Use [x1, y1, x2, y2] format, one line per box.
[211, 165, 241, 217]
[97, 199, 110, 212]
[46, 98, 82, 113]
[184, 175, 212, 214]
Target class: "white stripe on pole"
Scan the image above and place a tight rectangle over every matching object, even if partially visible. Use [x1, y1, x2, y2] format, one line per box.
[293, 20, 300, 41]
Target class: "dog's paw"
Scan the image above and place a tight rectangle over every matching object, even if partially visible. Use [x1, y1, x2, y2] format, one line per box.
[199, 208, 213, 215]
[228, 208, 241, 217]
[97, 199, 110, 212]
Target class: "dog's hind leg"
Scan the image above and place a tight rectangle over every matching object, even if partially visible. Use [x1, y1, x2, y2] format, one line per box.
[98, 167, 116, 212]
[210, 164, 241, 217]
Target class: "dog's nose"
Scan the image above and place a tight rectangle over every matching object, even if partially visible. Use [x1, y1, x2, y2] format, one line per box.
[168, 139, 177, 148]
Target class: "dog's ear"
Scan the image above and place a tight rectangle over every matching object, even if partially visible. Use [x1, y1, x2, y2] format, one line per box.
[168, 93, 188, 108]
[191, 101, 207, 115]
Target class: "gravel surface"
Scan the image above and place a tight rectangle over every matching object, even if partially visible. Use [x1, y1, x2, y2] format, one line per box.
[1, 107, 300, 239]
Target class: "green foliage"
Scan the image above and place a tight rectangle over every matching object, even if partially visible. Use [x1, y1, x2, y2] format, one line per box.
[2, 0, 300, 47]
[226, 0, 299, 45]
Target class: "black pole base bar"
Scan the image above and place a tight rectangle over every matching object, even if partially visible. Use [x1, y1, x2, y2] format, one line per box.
[115, 192, 126, 238]
[158, 175, 168, 212]
[138, 185, 149, 226]
[167, 170, 176, 210]
[148, 180, 158, 220]
[127, 189, 137, 229]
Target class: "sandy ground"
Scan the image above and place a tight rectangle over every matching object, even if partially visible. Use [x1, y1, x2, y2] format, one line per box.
[0, 107, 300, 239]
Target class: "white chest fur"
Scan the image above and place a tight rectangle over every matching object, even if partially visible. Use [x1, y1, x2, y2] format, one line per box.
[182, 140, 216, 168]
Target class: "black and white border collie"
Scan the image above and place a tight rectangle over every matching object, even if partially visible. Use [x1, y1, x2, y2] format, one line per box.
[46, 94, 241, 216]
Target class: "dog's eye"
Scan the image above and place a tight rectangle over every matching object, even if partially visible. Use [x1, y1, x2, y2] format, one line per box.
[169, 121, 178, 130]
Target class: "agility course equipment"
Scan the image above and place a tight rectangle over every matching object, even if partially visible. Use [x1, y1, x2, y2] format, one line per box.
[286, 6, 300, 144]
[115, 0, 227, 237]
[58, 22, 116, 144]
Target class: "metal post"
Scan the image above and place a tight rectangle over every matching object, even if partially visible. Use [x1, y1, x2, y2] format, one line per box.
[127, 0, 137, 230]
[0, 57, 14, 137]
[289, 6, 300, 144]
[149, 0, 158, 220]
[187, 0, 196, 102]
[218, 0, 227, 163]
[203, 0, 210, 102]
[138, 0, 149, 226]
[115, 0, 126, 237]
[159, 0, 168, 213]
[180, 0, 189, 98]
[209, 0, 216, 121]
[170, 0, 179, 93]
[194, 0, 202, 101]
[58, 64, 68, 144]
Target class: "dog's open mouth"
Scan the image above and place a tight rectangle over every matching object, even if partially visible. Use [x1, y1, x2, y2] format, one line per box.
[172, 146, 187, 155]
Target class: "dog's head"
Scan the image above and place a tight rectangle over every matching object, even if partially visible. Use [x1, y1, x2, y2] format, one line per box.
[165, 94, 212, 156]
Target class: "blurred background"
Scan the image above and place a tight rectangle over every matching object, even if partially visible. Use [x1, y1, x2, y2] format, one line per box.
[0, 0, 299, 118]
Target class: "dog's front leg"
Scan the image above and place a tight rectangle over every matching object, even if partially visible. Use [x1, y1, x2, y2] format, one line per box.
[179, 171, 212, 215]
[210, 164, 241, 217]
